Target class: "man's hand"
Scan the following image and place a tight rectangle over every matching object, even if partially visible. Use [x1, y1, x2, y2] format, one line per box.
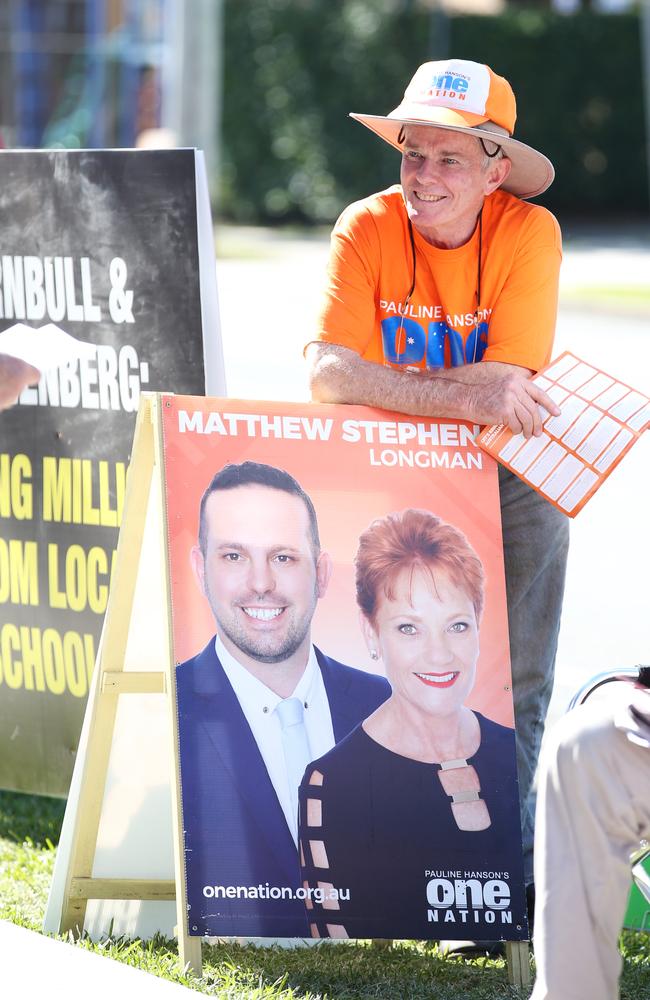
[0, 354, 40, 411]
[466, 368, 560, 437]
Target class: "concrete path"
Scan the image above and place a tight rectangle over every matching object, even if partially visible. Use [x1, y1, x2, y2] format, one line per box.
[215, 221, 650, 727]
[0, 921, 201, 999]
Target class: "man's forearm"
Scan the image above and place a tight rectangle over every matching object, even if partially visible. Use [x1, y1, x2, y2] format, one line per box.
[307, 343, 559, 437]
[308, 343, 474, 418]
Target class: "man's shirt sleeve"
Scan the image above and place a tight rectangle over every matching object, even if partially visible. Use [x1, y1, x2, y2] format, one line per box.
[481, 207, 562, 373]
[312, 202, 381, 358]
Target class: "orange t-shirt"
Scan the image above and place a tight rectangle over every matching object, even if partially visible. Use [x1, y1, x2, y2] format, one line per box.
[314, 186, 561, 374]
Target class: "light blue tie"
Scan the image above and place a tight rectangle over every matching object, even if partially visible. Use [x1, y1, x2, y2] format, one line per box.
[276, 696, 311, 836]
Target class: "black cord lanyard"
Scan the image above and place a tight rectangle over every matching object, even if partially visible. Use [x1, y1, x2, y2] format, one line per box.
[398, 211, 483, 365]
[470, 210, 483, 365]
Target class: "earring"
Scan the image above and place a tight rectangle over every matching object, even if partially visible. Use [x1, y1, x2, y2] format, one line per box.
[369, 650, 379, 661]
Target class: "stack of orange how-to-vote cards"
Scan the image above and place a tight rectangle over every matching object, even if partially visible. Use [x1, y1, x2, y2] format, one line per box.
[477, 351, 649, 517]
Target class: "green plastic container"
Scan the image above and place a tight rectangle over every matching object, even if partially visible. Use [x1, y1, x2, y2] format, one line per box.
[624, 856, 650, 931]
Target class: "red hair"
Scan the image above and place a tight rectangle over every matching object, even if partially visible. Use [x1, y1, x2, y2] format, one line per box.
[355, 509, 484, 623]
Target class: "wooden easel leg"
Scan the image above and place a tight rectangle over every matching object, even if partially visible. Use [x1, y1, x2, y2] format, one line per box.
[178, 933, 202, 976]
[506, 940, 531, 988]
[59, 399, 157, 936]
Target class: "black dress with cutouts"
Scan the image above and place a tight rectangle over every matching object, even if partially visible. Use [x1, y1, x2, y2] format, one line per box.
[298, 713, 527, 940]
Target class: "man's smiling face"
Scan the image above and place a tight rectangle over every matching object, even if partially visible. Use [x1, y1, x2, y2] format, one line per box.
[192, 485, 329, 672]
[399, 124, 509, 248]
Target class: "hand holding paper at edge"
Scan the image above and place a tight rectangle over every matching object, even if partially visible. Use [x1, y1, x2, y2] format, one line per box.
[467, 368, 561, 439]
[0, 322, 97, 375]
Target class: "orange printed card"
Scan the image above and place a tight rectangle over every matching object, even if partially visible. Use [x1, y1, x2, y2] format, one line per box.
[477, 352, 649, 517]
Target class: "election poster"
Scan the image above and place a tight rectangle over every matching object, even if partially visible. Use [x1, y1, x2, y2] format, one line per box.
[0, 149, 222, 796]
[162, 395, 528, 942]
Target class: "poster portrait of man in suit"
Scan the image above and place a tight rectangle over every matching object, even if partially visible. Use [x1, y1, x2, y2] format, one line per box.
[176, 460, 390, 937]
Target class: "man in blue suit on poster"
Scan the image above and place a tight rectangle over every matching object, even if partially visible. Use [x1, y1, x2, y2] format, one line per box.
[176, 461, 390, 938]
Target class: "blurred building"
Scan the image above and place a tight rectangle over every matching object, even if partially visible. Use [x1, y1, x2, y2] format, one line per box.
[0, 0, 173, 149]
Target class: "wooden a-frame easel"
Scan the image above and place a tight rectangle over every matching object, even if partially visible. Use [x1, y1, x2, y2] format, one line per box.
[56, 393, 201, 973]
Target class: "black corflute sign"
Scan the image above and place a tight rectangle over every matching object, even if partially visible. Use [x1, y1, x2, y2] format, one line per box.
[0, 148, 223, 795]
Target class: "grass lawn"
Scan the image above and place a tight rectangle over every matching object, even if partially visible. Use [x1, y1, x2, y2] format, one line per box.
[1, 789, 649, 998]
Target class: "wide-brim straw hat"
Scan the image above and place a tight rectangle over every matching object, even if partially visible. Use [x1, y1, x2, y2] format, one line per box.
[350, 59, 554, 200]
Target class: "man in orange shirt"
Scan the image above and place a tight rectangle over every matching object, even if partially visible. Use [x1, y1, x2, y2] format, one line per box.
[306, 59, 570, 935]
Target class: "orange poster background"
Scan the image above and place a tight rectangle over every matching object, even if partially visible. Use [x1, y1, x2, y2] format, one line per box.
[161, 395, 514, 727]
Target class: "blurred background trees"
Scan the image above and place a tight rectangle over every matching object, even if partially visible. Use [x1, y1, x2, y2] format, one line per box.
[1, 0, 648, 222]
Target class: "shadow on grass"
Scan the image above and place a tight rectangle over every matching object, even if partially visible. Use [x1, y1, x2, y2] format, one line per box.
[0, 790, 66, 847]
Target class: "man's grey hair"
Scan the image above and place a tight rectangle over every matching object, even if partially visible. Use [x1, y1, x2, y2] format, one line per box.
[480, 137, 506, 169]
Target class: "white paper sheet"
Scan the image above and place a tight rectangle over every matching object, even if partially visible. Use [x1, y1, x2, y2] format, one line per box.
[0, 322, 97, 373]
